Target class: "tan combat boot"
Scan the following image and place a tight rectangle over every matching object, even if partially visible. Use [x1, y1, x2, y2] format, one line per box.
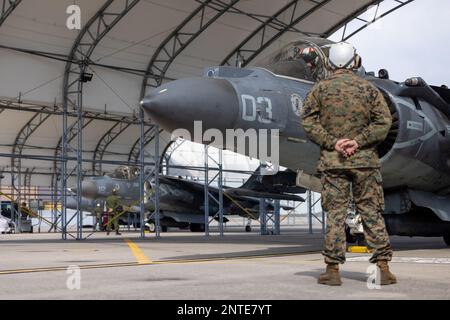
[318, 263, 342, 286]
[377, 260, 397, 285]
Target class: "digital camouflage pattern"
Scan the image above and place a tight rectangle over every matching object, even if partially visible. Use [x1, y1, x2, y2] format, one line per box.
[321, 169, 393, 264]
[106, 194, 120, 232]
[301, 69, 392, 172]
[106, 194, 120, 212]
[301, 69, 393, 264]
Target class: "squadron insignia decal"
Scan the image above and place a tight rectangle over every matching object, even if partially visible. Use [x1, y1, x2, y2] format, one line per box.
[291, 93, 303, 117]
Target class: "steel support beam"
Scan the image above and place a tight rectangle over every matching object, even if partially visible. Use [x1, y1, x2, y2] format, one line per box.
[332, 0, 414, 41]
[11, 112, 51, 179]
[139, 120, 160, 238]
[23, 167, 35, 203]
[92, 119, 133, 175]
[220, 0, 415, 67]
[140, 0, 240, 94]
[258, 163, 280, 236]
[135, 1, 241, 162]
[323, 0, 381, 37]
[307, 190, 313, 234]
[0, 0, 22, 27]
[307, 191, 324, 234]
[203, 145, 224, 236]
[259, 199, 281, 236]
[221, 0, 332, 67]
[10, 111, 51, 232]
[0, 98, 149, 123]
[62, 0, 140, 240]
[52, 118, 96, 193]
[160, 139, 185, 176]
[128, 128, 163, 164]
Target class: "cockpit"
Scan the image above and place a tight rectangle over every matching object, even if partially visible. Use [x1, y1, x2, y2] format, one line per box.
[256, 37, 364, 82]
[106, 166, 140, 180]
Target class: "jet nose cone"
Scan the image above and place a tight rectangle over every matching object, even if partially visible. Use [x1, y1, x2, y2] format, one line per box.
[142, 77, 239, 134]
[80, 181, 98, 198]
[66, 197, 77, 210]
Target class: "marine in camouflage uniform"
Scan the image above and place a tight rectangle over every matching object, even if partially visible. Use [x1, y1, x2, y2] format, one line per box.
[302, 68, 393, 266]
[106, 192, 121, 235]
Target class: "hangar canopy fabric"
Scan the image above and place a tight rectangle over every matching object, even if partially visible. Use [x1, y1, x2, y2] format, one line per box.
[0, 0, 413, 186]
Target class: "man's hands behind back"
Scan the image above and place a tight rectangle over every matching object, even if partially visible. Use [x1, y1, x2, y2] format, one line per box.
[335, 139, 360, 158]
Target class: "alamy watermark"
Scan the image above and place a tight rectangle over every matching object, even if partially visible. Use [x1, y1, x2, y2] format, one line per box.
[66, 5, 81, 30]
[66, 265, 81, 290]
[366, 265, 381, 290]
[171, 121, 280, 175]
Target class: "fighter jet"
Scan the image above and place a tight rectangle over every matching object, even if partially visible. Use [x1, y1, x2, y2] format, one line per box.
[74, 166, 305, 232]
[66, 197, 99, 213]
[65, 195, 145, 230]
[141, 37, 450, 245]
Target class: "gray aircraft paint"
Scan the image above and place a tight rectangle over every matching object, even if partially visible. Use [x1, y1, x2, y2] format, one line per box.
[142, 37, 450, 237]
[74, 168, 304, 230]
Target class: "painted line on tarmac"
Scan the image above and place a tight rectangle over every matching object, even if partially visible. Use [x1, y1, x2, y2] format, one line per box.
[347, 256, 450, 264]
[0, 250, 321, 276]
[124, 238, 152, 264]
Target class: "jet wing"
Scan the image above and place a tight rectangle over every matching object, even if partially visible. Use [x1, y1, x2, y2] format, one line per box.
[224, 188, 305, 202]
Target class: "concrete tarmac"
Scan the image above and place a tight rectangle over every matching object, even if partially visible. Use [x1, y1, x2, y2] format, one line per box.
[0, 228, 449, 300]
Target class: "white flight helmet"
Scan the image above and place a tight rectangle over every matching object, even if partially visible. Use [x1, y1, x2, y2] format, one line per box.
[328, 42, 357, 70]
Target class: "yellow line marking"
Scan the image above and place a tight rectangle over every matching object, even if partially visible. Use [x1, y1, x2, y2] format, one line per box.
[0, 250, 322, 276]
[347, 246, 372, 254]
[124, 239, 152, 264]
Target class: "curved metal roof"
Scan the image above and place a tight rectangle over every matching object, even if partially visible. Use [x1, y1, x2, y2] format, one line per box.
[0, 0, 414, 188]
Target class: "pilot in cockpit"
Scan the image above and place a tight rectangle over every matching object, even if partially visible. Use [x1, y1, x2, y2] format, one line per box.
[296, 46, 322, 81]
[257, 38, 333, 82]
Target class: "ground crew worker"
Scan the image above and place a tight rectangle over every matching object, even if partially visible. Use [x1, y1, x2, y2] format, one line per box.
[106, 188, 121, 236]
[301, 42, 396, 286]
[19, 202, 33, 219]
[19, 202, 27, 216]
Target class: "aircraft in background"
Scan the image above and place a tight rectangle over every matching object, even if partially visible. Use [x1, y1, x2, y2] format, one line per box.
[71, 166, 305, 232]
[141, 37, 450, 245]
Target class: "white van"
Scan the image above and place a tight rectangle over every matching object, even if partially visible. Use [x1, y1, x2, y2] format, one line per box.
[0, 214, 14, 234]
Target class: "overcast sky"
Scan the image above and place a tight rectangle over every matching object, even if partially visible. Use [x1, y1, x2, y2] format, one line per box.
[330, 0, 450, 86]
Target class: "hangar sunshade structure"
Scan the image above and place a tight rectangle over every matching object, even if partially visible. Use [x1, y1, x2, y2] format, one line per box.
[0, 0, 414, 239]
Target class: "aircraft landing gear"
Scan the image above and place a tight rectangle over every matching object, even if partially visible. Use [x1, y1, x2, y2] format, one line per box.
[145, 220, 156, 233]
[189, 223, 205, 232]
[345, 226, 356, 244]
[345, 226, 366, 246]
[145, 220, 168, 233]
[444, 234, 450, 247]
[245, 217, 252, 232]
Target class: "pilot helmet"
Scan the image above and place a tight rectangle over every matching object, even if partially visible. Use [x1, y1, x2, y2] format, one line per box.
[298, 47, 319, 67]
[328, 42, 358, 70]
[112, 187, 119, 195]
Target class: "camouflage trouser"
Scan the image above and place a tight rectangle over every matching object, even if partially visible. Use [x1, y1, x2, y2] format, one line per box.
[321, 168, 393, 264]
[107, 212, 119, 232]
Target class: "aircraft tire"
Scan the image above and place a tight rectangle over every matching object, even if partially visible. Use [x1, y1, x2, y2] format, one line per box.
[245, 225, 252, 233]
[345, 227, 357, 244]
[189, 223, 205, 233]
[356, 236, 367, 247]
[161, 226, 168, 233]
[146, 220, 156, 233]
[444, 234, 450, 247]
